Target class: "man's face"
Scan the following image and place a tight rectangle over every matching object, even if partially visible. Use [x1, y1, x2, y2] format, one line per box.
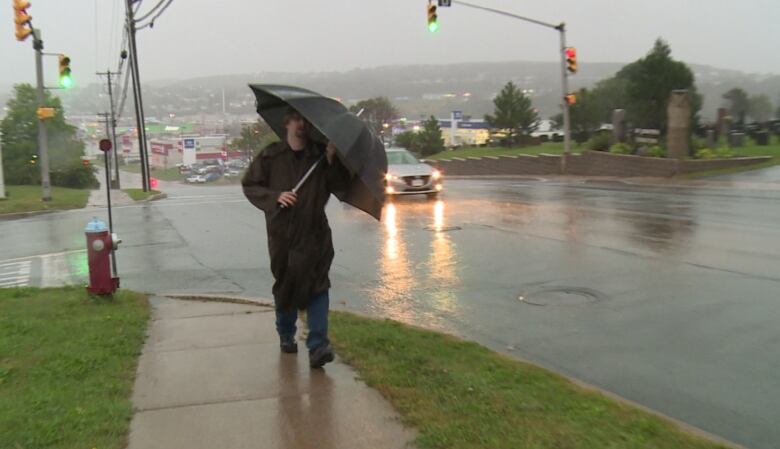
[285, 113, 307, 140]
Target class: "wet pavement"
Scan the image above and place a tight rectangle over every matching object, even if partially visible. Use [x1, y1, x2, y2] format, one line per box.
[707, 164, 780, 185]
[1, 176, 779, 449]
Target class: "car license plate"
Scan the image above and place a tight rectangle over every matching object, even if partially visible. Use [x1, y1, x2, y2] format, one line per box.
[412, 179, 424, 187]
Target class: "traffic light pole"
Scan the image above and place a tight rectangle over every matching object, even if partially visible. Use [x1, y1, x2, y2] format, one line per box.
[450, 0, 572, 173]
[33, 29, 52, 201]
[125, 0, 151, 192]
[557, 24, 572, 174]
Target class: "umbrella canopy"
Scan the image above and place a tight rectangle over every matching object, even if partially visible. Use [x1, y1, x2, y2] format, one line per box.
[249, 84, 387, 220]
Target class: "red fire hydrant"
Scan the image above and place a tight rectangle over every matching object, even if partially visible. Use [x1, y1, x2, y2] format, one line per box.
[85, 218, 120, 295]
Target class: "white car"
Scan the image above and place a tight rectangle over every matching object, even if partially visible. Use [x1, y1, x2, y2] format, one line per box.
[186, 174, 206, 183]
[384, 147, 443, 198]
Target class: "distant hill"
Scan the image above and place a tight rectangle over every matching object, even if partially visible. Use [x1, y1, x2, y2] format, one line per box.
[4, 61, 779, 123]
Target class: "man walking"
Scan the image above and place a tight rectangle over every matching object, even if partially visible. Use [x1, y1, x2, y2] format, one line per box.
[242, 108, 351, 368]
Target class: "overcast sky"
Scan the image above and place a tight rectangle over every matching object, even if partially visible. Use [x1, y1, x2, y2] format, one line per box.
[3, 0, 779, 88]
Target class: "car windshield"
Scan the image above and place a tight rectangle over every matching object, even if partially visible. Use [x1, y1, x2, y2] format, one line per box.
[386, 150, 419, 165]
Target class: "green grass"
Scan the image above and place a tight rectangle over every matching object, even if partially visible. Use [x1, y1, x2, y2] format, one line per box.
[0, 185, 91, 215]
[0, 287, 150, 449]
[424, 142, 574, 160]
[331, 312, 730, 449]
[123, 188, 161, 201]
[121, 165, 183, 181]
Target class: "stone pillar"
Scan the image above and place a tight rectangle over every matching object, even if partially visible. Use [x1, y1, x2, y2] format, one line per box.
[667, 90, 691, 159]
[715, 108, 729, 143]
[611, 109, 626, 144]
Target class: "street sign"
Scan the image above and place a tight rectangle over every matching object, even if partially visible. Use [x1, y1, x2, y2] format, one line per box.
[99, 139, 112, 152]
[452, 110, 462, 120]
[184, 138, 195, 149]
[438, 0, 451, 6]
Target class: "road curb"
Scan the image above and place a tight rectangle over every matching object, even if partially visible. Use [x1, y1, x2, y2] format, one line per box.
[0, 209, 63, 221]
[163, 293, 274, 308]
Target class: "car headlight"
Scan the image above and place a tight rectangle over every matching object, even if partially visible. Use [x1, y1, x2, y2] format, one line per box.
[432, 169, 441, 180]
[385, 173, 397, 181]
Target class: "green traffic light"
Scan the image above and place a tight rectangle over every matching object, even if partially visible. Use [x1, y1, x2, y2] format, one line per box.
[428, 21, 439, 33]
[60, 76, 73, 89]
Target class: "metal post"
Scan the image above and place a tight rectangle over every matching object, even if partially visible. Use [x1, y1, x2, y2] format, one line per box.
[33, 30, 52, 201]
[125, 0, 151, 192]
[557, 24, 572, 174]
[99, 113, 118, 277]
[0, 132, 6, 199]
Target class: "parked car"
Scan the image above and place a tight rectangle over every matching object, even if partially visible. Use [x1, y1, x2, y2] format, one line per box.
[384, 147, 443, 199]
[204, 172, 221, 182]
[186, 174, 206, 183]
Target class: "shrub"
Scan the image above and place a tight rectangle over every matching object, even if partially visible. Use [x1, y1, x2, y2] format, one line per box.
[587, 133, 611, 151]
[715, 147, 734, 159]
[695, 149, 715, 160]
[647, 146, 666, 158]
[609, 143, 632, 154]
[50, 162, 99, 189]
[691, 137, 707, 150]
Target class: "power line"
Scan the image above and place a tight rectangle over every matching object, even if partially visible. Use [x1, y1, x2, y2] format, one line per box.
[134, 0, 167, 22]
[136, 0, 174, 29]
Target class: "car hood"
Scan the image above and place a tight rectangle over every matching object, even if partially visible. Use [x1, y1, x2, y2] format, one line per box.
[388, 163, 433, 177]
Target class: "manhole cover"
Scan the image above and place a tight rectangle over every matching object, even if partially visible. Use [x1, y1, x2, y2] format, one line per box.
[423, 225, 461, 232]
[517, 287, 603, 306]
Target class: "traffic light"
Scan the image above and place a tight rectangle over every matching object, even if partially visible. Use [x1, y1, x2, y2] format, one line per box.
[565, 47, 577, 73]
[565, 93, 577, 105]
[58, 54, 73, 89]
[427, 2, 438, 33]
[13, 0, 33, 42]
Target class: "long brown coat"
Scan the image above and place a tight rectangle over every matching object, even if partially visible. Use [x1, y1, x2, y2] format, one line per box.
[242, 141, 351, 311]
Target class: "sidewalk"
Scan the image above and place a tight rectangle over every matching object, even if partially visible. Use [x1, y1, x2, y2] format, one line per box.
[87, 167, 135, 208]
[128, 296, 415, 449]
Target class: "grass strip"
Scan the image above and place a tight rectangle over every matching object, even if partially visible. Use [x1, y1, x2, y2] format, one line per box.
[0, 287, 150, 449]
[331, 312, 730, 449]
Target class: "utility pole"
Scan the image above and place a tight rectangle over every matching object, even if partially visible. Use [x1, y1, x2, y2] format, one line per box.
[33, 29, 52, 200]
[96, 70, 121, 189]
[125, 0, 151, 191]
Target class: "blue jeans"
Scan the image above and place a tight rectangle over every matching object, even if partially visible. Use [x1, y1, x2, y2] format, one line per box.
[275, 290, 330, 352]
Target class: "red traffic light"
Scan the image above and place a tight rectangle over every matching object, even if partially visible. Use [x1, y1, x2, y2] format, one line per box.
[99, 139, 112, 152]
[565, 47, 578, 73]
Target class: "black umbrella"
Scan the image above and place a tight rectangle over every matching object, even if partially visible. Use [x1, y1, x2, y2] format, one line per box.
[249, 84, 387, 220]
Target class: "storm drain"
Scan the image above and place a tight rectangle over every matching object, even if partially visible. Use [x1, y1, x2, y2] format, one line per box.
[517, 286, 604, 306]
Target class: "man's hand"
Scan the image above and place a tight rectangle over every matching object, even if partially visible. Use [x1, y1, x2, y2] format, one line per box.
[277, 191, 297, 207]
[326, 142, 337, 164]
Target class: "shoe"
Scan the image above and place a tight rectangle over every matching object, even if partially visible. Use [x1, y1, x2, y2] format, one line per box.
[309, 344, 334, 368]
[280, 336, 298, 354]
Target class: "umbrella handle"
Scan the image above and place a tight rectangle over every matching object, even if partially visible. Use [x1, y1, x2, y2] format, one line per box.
[271, 155, 325, 219]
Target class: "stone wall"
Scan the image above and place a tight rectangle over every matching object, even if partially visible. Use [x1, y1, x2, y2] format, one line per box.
[428, 151, 771, 177]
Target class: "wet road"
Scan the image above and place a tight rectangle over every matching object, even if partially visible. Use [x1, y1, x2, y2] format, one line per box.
[2, 178, 779, 449]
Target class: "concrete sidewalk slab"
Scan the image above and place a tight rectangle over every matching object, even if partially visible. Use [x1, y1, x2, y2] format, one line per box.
[128, 297, 415, 449]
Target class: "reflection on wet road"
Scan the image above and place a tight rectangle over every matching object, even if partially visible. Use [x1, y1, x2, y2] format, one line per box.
[1, 178, 779, 448]
[368, 201, 461, 326]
